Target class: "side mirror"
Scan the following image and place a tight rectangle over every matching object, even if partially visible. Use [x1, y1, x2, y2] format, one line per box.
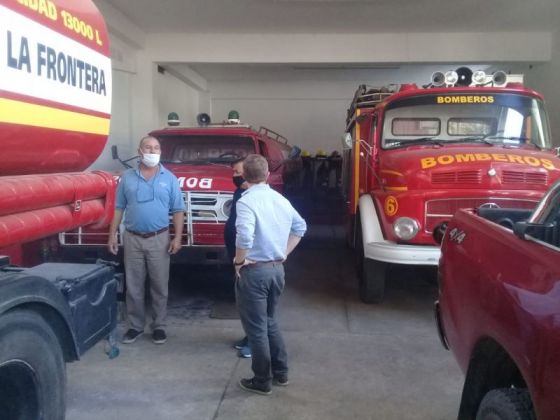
[342, 133, 353, 149]
[111, 145, 119, 160]
[513, 221, 554, 241]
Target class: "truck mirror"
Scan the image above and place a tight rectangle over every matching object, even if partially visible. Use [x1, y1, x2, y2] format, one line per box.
[513, 221, 553, 242]
[111, 145, 119, 160]
[342, 133, 353, 149]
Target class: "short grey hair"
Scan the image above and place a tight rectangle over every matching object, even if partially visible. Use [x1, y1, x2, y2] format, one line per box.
[243, 154, 269, 183]
[139, 136, 160, 148]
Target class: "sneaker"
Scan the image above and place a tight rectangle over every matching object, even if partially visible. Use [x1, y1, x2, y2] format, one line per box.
[237, 345, 252, 358]
[234, 336, 248, 350]
[122, 329, 143, 344]
[152, 329, 167, 344]
[273, 375, 289, 386]
[238, 378, 272, 396]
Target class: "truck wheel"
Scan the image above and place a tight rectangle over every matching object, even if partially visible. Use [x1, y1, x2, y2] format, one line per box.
[476, 388, 535, 420]
[356, 218, 386, 303]
[0, 309, 66, 420]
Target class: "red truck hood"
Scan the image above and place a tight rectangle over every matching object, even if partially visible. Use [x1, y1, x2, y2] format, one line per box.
[164, 163, 235, 192]
[380, 144, 560, 191]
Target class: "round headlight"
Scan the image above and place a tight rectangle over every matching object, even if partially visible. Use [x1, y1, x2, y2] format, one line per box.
[472, 70, 486, 85]
[393, 217, 420, 240]
[222, 199, 233, 217]
[444, 71, 458, 86]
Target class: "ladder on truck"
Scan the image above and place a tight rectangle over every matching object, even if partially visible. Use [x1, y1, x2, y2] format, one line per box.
[346, 84, 396, 128]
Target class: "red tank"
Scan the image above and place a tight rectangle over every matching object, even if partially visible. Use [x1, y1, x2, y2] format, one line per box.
[0, 0, 112, 175]
[0, 0, 114, 260]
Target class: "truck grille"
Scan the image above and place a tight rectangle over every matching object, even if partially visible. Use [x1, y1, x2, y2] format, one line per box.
[431, 170, 482, 184]
[59, 191, 234, 248]
[501, 170, 547, 185]
[424, 197, 538, 233]
[182, 191, 233, 223]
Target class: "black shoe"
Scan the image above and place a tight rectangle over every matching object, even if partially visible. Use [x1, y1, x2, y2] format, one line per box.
[122, 329, 143, 344]
[152, 329, 167, 344]
[239, 378, 272, 395]
[272, 375, 289, 386]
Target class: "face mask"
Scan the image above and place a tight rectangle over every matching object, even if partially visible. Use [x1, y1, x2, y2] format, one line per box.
[141, 153, 160, 168]
[232, 175, 245, 188]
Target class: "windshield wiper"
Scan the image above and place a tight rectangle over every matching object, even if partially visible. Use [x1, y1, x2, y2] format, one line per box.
[445, 137, 494, 146]
[484, 136, 540, 150]
[385, 137, 444, 148]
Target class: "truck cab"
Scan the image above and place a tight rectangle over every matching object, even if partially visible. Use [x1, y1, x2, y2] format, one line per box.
[343, 69, 560, 303]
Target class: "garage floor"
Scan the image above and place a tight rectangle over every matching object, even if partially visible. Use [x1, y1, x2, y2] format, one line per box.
[65, 221, 463, 420]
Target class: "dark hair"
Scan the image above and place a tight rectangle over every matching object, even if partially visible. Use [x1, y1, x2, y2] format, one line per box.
[230, 157, 246, 167]
[243, 154, 268, 183]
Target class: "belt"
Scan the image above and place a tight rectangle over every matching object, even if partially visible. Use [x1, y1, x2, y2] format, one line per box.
[243, 259, 284, 269]
[127, 227, 169, 238]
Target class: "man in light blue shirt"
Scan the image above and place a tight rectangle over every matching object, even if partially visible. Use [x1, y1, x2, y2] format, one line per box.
[234, 154, 306, 395]
[108, 136, 185, 345]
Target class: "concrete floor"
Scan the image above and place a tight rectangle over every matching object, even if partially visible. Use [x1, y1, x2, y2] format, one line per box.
[65, 224, 464, 420]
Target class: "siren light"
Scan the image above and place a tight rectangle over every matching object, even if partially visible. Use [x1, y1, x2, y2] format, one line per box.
[197, 113, 211, 127]
[431, 71, 446, 87]
[455, 67, 473, 86]
[492, 71, 508, 87]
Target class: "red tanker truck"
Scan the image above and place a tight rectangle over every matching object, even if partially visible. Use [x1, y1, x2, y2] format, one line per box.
[0, 1, 119, 418]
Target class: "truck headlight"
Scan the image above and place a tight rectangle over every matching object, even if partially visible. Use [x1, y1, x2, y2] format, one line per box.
[222, 199, 233, 217]
[393, 217, 419, 240]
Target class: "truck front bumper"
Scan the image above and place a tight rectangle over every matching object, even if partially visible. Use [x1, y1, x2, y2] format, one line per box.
[364, 241, 440, 265]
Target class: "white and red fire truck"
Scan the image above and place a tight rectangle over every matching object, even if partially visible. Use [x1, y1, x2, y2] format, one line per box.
[59, 116, 302, 265]
[343, 68, 560, 303]
[0, 0, 118, 417]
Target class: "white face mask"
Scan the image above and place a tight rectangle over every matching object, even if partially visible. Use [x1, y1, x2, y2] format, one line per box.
[141, 153, 160, 167]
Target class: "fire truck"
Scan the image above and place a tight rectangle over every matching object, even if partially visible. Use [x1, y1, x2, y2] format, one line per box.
[59, 115, 302, 265]
[343, 67, 560, 303]
[0, 0, 118, 417]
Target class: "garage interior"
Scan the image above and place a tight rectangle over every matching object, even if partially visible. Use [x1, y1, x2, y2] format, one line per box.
[64, 0, 560, 419]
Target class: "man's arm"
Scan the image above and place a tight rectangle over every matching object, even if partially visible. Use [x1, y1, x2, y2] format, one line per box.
[285, 207, 306, 258]
[286, 234, 302, 257]
[168, 176, 186, 255]
[168, 211, 185, 254]
[107, 209, 124, 255]
[234, 200, 255, 276]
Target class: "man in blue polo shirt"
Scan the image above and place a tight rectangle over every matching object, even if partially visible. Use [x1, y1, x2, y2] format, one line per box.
[108, 136, 185, 345]
[234, 154, 307, 395]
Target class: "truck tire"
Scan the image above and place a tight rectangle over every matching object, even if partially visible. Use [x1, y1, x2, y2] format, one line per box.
[0, 309, 66, 420]
[356, 217, 386, 303]
[476, 388, 536, 420]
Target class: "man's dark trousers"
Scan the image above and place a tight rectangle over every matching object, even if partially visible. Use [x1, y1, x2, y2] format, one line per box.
[236, 263, 288, 386]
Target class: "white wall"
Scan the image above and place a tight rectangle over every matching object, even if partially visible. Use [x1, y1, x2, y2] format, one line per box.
[525, 29, 560, 146]
[155, 70, 200, 128]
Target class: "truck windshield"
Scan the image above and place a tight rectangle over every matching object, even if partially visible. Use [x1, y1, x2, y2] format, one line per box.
[382, 93, 551, 150]
[158, 135, 256, 164]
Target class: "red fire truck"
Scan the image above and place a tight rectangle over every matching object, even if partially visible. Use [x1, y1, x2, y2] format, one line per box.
[0, 0, 118, 417]
[59, 117, 302, 265]
[343, 68, 560, 303]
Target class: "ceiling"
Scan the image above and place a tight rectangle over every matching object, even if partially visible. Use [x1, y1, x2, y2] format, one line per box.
[102, 0, 556, 84]
[104, 0, 559, 34]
